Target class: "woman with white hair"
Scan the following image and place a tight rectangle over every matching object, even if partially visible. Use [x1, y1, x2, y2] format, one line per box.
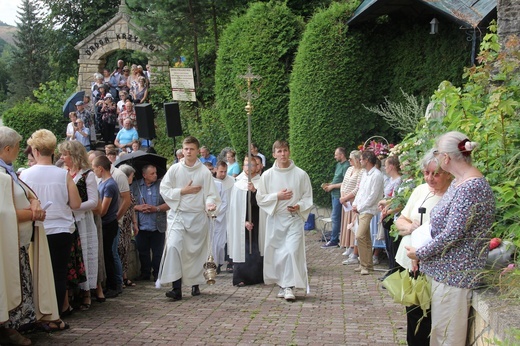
[406, 131, 495, 346]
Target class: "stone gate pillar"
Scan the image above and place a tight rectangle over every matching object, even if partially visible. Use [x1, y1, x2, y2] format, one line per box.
[74, 3, 168, 95]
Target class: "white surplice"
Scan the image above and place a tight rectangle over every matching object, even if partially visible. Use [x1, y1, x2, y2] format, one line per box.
[227, 173, 265, 263]
[256, 160, 313, 291]
[212, 175, 234, 265]
[156, 160, 221, 287]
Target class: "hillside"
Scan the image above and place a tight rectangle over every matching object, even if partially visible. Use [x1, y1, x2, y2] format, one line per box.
[0, 21, 16, 46]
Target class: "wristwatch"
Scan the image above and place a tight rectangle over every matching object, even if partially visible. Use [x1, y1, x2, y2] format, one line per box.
[156, 206, 160, 213]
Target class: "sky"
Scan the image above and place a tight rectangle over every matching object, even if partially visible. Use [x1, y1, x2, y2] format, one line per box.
[0, 0, 22, 26]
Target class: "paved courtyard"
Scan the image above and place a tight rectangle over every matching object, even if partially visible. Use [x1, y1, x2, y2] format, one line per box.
[29, 230, 407, 345]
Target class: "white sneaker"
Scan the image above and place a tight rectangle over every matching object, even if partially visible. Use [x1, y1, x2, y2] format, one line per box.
[342, 248, 353, 257]
[284, 287, 295, 301]
[277, 287, 285, 298]
[373, 256, 380, 265]
[343, 256, 359, 265]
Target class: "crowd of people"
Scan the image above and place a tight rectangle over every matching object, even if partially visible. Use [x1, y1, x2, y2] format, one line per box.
[66, 60, 151, 154]
[0, 124, 496, 346]
[319, 134, 495, 345]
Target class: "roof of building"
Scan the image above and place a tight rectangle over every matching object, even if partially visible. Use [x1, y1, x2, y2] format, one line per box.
[348, 0, 497, 28]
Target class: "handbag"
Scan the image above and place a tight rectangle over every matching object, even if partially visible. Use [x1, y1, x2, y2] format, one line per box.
[376, 217, 385, 241]
[76, 170, 91, 202]
[304, 213, 315, 231]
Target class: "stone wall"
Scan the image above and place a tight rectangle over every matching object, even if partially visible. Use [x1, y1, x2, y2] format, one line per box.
[498, 0, 520, 43]
[75, 11, 169, 95]
[468, 289, 520, 345]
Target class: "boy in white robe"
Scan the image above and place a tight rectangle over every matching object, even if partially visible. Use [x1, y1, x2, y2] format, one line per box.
[157, 136, 221, 300]
[212, 161, 234, 271]
[256, 140, 313, 301]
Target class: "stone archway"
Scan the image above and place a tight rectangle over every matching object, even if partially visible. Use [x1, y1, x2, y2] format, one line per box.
[74, 1, 169, 94]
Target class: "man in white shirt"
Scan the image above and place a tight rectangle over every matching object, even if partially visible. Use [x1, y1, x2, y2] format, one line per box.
[352, 151, 384, 275]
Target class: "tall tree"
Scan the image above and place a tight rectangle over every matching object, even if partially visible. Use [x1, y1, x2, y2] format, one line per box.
[41, 0, 120, 80]
[9, 0, 50, 100]
[127, 0, 253, 106]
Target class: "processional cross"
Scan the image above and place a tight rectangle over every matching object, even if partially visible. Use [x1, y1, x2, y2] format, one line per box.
[238, 66, 261, 254]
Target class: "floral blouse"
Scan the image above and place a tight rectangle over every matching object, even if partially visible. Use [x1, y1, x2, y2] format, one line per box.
[416, 177, 495, 289]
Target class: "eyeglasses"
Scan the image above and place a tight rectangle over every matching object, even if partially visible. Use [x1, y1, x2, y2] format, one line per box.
[423, 170, 443, 178]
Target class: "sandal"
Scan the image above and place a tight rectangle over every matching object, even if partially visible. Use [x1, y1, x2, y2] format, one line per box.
[236, 282, 245, 287]
[79, 295, 91, 311]
[123, 279, 136, 287]
[40, 320, 70, 332]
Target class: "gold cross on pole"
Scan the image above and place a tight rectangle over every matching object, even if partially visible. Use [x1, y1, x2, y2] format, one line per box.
[238, 66, 261, 254]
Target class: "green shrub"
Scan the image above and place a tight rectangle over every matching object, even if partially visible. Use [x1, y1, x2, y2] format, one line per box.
[289, 1, 378, 206]
[215, 0, 304, 165]
[3, 100, 64, 166]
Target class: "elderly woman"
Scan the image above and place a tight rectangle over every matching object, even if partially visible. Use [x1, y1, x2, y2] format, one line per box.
[174, 149, 184, 163]
[393, 149, 452, 345]
[0, 127, 62, 343]
[339, 150, 364, 263]
[406, 131, 495, 346]
[20, 130, 81, 321]
[58, 140, 99, 311]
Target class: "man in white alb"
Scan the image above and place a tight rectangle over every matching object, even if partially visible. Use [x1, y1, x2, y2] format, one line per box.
[256, 140, 313, 301]
[157, 136, 220, 300]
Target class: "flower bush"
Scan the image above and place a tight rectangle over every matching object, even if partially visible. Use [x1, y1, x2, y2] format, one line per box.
[359, 137, 395, 160]
[386, 25, 520, 281]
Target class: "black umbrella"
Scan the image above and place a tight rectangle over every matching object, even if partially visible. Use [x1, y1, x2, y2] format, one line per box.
[116, 151, 168, 180]
[63, 91, 85, 118]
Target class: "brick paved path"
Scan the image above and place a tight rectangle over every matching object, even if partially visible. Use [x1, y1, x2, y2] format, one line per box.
[29, 231, 407, 345]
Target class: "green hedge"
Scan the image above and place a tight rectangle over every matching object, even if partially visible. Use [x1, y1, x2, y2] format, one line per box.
[3, 100, 65, 166]
[289, 1, 379, 206]
[215, 0, 304, 165]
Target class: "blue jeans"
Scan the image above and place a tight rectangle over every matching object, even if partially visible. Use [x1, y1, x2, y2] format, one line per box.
[112, 227, 123, 287]
[330, 196, 342, 244]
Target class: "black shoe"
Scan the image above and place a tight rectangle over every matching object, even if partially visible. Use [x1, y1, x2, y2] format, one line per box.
[165, 288, 182, 301]
[191, 285, 200, 296]
[116, 284, 123, 294]
[104, 289, 119, 299]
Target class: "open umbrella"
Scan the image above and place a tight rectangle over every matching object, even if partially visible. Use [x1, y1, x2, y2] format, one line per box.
[63, 91, 85, 118]
[116, 151, 168, 180]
